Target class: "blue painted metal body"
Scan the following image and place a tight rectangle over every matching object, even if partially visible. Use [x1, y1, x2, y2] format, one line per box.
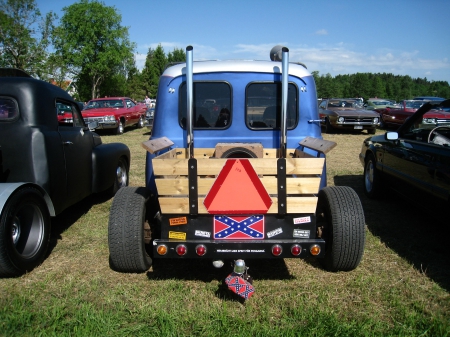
[145, 60, 325, 194]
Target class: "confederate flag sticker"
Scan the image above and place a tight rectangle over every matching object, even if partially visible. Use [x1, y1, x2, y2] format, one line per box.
[214, 215, 264, 240]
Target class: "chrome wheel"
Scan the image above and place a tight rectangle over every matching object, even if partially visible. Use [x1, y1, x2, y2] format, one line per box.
[116, 159, 128, 189]
[364, 160, 374, 193]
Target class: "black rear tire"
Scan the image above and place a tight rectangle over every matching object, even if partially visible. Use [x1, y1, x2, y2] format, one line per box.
[316, 186, 365, 272]
[0, 187, 50, 277]
[108, 186, 152, 272]
[325, 118, 334, 133]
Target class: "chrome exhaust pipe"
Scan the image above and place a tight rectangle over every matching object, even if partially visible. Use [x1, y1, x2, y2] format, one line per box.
[186, 45, 194, 158]
[280, 47, 289, 158]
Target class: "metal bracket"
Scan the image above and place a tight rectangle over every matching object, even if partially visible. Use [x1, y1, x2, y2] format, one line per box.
[188, 158, 198, 215]
[277, 158, 286, 215]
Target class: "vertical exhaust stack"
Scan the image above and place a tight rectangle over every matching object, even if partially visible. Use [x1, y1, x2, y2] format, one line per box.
[186, 46, 194, 158]
[280, 47, 289, 158]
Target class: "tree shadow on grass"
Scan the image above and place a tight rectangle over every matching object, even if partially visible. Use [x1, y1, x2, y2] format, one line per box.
[334, 174, 450, 292]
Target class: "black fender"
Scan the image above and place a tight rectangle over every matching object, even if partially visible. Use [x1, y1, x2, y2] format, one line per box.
[91, 143, 130, 193]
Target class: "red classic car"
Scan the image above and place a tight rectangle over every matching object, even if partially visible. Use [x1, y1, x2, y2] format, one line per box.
[80, 97, 147, 134]
[376, 100, 450, 129]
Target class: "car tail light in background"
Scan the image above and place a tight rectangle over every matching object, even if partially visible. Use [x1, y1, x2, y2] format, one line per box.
[156, 244, 168, 255]
[176, 244, 187, 256]
[271, 244, 282, 256]
[291, 244, 302, 256]
[195, 244, 207, 256]
[310, 244, 321, 256]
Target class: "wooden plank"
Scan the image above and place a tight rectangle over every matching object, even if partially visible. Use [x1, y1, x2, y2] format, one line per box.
[154, 148, 179, 159]
[155, 176, 321, 195]
[299, 136, 337, 155]
[152, 157, 324, 176]
[142, 137, 174, 154]
[214, 143, 263, 158]
[158, 196, 317, 214]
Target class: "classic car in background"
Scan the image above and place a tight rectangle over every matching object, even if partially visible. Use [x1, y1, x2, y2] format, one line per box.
[80, 97, 147, 134]
[365, 99, 397, 110]
[318, 98, 380, 134]
[413, 96, 445, 101]
[360, 99, 450, 202]
[375, 100, 450, 129]
[0, 69, 130, 276]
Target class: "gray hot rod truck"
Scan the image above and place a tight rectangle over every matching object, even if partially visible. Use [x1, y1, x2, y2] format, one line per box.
[108, 47, 366, 295]
[0, 69, 130, 277]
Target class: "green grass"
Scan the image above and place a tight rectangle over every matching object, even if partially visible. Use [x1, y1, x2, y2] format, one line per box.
[1, 127, 449, 336]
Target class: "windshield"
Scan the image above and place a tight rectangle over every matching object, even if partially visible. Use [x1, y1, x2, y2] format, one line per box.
[84, 100, 124, 109]
[371, 100, 391, 106]
[404, 100, 424, 109]
[328, 100, 358, 108]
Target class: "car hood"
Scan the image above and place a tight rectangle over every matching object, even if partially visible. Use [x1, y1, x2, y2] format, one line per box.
[328, 108, 379, 117]
[82, 108, 120, 116]
[424, 109, 450, 118]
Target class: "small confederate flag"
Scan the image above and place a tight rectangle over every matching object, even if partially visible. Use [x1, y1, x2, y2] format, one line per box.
[214, 215, 264, 240]
[225, 273, 255, 299]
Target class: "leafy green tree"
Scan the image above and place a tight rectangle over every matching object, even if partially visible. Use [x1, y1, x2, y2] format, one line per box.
[141, 44, 167, 98]
[52, 0, 135, 99]
[0, 0, 55, 78]
[167, 47, 186, 64]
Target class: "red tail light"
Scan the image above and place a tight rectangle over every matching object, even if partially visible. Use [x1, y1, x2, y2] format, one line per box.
[176, 244, 187, 256]
[195, 244, 207, 256]
[271, 244, 282, 256]
[291, 244, 302, 256]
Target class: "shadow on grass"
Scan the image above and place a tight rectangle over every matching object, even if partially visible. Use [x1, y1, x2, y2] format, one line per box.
[47, 192, 112, 257]
[334, 174, 450, 292]
[147, 258, 295, 302]
[147, 258, 294, 282]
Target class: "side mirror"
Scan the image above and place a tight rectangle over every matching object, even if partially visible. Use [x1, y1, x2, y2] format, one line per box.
[385, 131, 398, 141]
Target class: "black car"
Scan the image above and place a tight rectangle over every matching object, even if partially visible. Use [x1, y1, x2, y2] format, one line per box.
[360, 99, 450, 201]
[0, 68, 130, 276]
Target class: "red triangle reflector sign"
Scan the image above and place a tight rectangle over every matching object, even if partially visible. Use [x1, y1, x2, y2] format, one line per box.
[204, 159, 272, 214]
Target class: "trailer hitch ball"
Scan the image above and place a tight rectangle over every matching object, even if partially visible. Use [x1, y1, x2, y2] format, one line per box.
[233, 259, 246, 274]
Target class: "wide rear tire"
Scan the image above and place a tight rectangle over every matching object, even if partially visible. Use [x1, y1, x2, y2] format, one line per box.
[108, 186, 152, 273]
[0, 187, 50, 277]
[316, 186, 365, 272]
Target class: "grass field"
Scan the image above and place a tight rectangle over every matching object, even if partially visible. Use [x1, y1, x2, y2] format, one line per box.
[1, 127, 449, 337]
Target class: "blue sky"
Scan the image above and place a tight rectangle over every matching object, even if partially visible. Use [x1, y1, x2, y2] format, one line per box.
[37, 0, 450, 82]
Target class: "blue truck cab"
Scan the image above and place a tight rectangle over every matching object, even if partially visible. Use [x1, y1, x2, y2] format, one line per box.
[108, 46, 366, 280]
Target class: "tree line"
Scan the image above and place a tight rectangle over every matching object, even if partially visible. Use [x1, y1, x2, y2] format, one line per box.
[1, 0, 449, 103]
[313, 72, 450, 102]
[0, 0, 185, 102]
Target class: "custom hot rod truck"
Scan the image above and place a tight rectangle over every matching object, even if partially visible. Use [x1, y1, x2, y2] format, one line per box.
[108, 46, 366, 295]
[0, 69, 130, 277]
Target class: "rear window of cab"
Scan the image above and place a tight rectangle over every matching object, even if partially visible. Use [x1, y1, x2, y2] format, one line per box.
[246, 82, 298, 129]
[179, 82, 232, 129]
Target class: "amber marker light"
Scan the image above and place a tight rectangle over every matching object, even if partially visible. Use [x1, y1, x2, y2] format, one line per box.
[157, 245, 168, 255]
[310, 244, 321, 256]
